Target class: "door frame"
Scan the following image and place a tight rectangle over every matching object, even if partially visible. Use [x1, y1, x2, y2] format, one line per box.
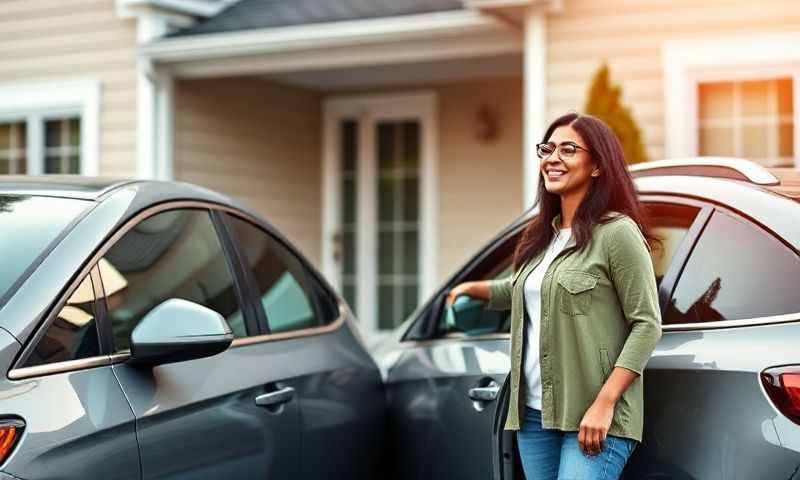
[321, 91, 438, 336]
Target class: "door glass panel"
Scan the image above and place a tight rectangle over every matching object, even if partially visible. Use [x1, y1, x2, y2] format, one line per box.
[226, 214, 337, 333]
[340, 119, 358, 315]
[0, 122, 27, 174]
[44, 117, 81, 174]
[377, 121, 421, 330]
[666, 210, 800, 324]
[23, 273, 99, 367]
[100, 209, 244, 351]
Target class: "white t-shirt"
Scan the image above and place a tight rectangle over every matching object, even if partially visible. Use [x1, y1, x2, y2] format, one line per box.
[522, 227, 572, 410]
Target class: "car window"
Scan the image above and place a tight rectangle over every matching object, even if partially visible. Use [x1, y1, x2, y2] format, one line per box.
[226, 214, 337, 333]
[0, 195, 90, 308]
[642, 202, 702, 287]
[22, 273, 100, 367]
[665, 209, 800, 325]
[99, 209, 246, 352]
[436, 233, 518, 337]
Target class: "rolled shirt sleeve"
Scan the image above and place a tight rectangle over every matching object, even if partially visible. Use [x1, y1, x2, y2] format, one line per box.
[606, 219, 663, 376]
[487, 275, 513, 311]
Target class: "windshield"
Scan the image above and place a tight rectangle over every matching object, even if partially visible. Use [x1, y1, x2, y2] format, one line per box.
[0, 195, 91, 305]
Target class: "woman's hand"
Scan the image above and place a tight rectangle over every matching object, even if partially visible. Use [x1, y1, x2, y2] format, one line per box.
[446, 283, 468, 306]
[445, 281, 491, 306]
[578, 396, 615, 456]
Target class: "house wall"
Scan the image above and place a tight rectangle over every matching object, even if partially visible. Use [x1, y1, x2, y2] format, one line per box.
[434, 77, 523, 282]
[0, 0, 139, 176]
[546, 0, 800, 161]
[174, 77, 323, 264]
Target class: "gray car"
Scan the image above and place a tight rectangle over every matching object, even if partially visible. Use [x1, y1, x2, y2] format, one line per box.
[374, 158, 800, 479]
[0, 177, 385, 479]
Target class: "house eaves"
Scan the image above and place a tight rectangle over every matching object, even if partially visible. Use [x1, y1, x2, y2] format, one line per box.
[141, 9, 516, 64]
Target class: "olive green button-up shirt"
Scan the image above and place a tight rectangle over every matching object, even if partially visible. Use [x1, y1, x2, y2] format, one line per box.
[488, 211, 662, 443]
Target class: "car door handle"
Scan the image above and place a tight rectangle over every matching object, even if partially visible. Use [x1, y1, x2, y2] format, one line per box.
[468, 383, 499, 402]
[255, 386, 295, 407]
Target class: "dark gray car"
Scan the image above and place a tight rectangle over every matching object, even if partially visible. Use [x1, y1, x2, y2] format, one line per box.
[0, 177, 385, 480]
[374, 158, 800, 479]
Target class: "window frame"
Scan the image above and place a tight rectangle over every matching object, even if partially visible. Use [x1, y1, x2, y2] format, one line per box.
[662, 32, 800, 167]
[9, 265, 108, 379]
[662, 202, 800, 332]
[0, 79, 100, 175]
[218, 211, 342, 340]
[8, 200, 345, 380]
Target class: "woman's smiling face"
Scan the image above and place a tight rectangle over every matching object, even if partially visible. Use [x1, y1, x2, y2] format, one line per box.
[540, 125, 599, 196]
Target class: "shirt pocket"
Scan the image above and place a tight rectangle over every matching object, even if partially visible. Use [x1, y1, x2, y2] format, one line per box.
[556, 269, 599, 316]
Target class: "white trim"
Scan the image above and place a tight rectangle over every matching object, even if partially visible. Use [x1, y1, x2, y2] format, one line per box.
[523, 9, 546, 208]
[662, 31, 800, 167]
[0, 79, 101, 175]
[137, 62, 174, 180]
[144, 10, 511, 61]
[322, 92, 438, 336]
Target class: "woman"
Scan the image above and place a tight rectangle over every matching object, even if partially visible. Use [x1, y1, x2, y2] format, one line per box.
[446, 112, 663, 479]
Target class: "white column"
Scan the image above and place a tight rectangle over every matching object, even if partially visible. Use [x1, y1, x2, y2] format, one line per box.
[523, 9, 547, 209]
[155, 69, 174, 180]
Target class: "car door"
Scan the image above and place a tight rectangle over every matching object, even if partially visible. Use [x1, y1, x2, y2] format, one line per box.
[101, 207, 301, 479]
[3, 269, 141, 480]
[383, 226, 520, 480]
[625, 203, 800, 479]
[220, 212, 385, 480]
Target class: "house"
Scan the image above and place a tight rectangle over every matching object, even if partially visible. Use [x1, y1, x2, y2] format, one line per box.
[1, 0, 798, 336]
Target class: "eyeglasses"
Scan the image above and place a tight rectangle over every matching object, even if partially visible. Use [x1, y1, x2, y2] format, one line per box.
[536, 141, 591, 161]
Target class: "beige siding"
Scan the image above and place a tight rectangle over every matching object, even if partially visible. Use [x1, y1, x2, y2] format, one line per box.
[0, 0, 138, 176]
[546, 0, 800, 161]
[174, 77, 323, 265]
[435, 78, 523, 282]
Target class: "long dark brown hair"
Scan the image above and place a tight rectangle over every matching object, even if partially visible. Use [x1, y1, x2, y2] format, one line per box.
[513, 112, 660, 270]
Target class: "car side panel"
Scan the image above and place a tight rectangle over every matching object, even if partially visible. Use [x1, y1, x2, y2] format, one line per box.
[384, 337, 510, 480]
[0, 331, 140, 480]
[112, 342, 301, 480]
[625, 321, 800, 479]
[292, 319, 386, 479]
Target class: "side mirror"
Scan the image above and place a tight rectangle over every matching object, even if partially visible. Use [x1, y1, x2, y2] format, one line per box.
[444, 295, 499, 336]
[129, 298, 234, 366]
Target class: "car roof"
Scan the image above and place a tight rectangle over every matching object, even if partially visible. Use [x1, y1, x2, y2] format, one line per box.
[0, 175, 137, 200]
[764, 168, 800, 202]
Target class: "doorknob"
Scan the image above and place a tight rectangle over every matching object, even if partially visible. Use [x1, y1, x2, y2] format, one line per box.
[255, 386, 295, 407]
[468, 381, 500, 402]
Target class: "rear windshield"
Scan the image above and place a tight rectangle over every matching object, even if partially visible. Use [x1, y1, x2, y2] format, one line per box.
[0, 195, 91, 304]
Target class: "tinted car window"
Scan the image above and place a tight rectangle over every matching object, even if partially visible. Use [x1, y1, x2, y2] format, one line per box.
[437, 233, 517, 337]
[0, 195, 89, 306]
[226, 214, 336, 333]
[100, 209, 245, 351]
[23, 273, 99, 367]
[665, 210, 800, 324]
[642, 202, 701, 287]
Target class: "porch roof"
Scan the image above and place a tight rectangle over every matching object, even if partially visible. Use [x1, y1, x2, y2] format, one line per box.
[170, 0, 466, 37]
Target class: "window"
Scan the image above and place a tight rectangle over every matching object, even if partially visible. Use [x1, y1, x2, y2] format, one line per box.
[436, 233, 517, 337]
[0, 122, 26, 174]
[0, 195, 91, 307]
[698, 77, 794, 167]
[665, 210, 800, 325]
[226, 214, 336, 334]
[44, 118, 81, 174]
[0, 79, 99, 175]
[99, 210, 245, 352]
[22, 274, 100, 367]
[642, 202, 702, 287]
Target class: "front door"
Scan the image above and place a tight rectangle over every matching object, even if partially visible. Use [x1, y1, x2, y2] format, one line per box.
[323, 93, 438, 337]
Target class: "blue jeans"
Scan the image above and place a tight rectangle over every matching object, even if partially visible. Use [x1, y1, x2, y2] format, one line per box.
[517, 406, 637, 480]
